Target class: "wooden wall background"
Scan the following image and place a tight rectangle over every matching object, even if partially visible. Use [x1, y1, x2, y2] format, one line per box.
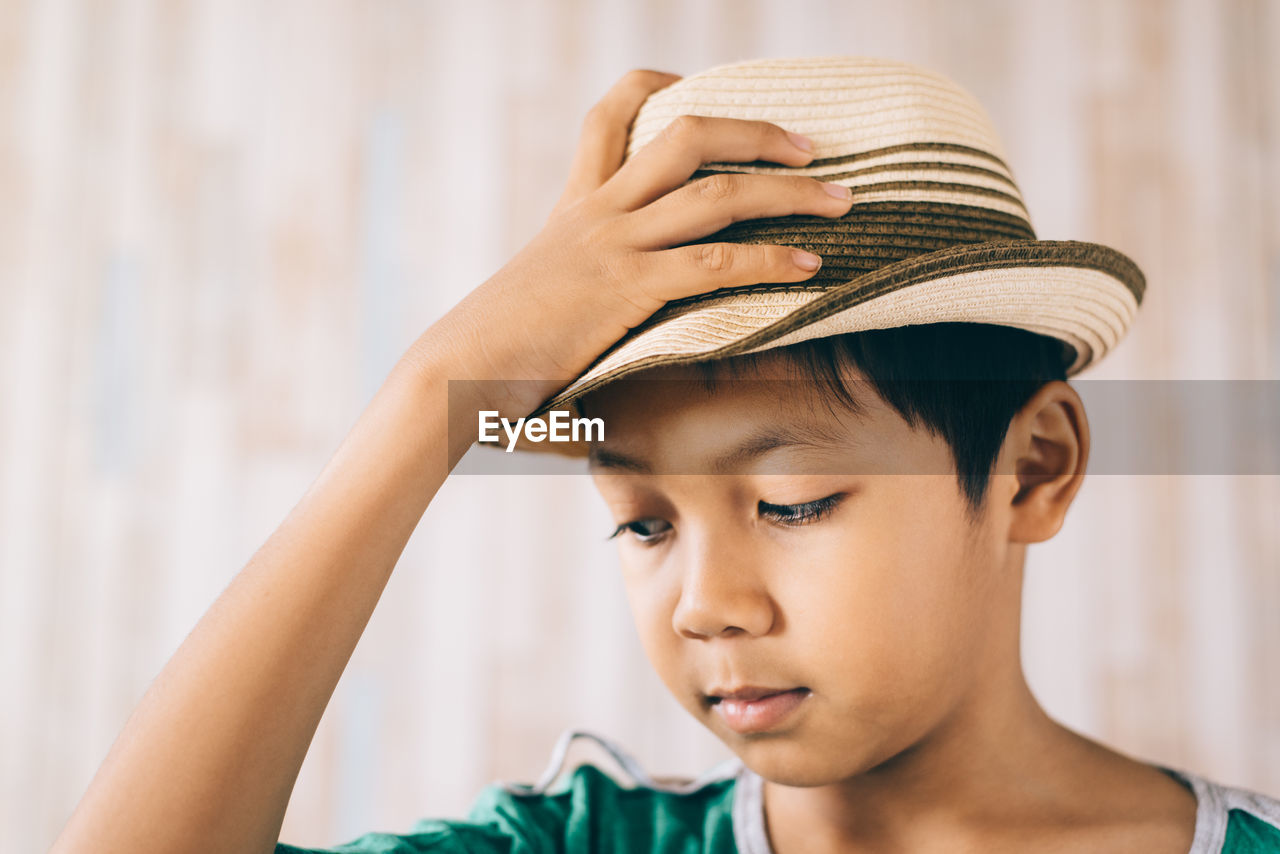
[2, 0, 1277, 849]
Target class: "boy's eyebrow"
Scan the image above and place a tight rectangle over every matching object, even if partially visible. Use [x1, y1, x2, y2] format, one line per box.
[587, 420, 856, 475]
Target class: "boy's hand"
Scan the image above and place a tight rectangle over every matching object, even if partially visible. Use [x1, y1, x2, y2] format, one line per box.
[416, 68, 855, 419]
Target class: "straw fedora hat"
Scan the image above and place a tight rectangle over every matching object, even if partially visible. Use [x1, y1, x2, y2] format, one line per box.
[518, 56, 1144, 441]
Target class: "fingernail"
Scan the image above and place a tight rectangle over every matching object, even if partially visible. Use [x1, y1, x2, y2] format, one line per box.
[823, 181, 852, 199]
[787, 131, 814, 153]
[792, 250, 822, 271]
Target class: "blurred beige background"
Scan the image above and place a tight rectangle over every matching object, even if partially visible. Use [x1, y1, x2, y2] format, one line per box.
[2, 0, 1278, 850]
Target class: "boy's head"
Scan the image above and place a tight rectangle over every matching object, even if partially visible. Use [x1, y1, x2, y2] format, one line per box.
[524, 55, 1139, 786]
[578, 322, 1090, 785]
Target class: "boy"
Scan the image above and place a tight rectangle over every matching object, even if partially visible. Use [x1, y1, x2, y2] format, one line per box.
[52, 57, 1280, 853]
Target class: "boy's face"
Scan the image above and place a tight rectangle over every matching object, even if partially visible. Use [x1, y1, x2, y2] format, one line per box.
[584, 354, 1024, 786]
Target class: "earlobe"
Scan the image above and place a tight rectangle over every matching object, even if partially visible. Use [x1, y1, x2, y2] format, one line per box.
[1006, 381, 1090, 543]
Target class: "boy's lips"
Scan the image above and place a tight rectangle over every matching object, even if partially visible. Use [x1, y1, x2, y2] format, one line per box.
[706, 687, 811, 734]
[705, 685, 806, 702]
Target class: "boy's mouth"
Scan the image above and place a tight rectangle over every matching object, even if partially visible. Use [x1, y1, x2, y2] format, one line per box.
[705, 685, 808, 703]
[705, 687, 812, 734]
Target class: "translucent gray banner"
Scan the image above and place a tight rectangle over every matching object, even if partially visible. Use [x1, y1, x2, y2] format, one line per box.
[448, 380, 1280, 476]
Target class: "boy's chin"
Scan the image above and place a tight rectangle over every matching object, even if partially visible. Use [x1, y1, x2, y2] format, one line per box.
[724, 731, 890, 788]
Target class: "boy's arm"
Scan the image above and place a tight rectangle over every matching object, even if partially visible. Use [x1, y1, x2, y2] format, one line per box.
[49, 350, 477, 854]
[49, 68, 851, 854]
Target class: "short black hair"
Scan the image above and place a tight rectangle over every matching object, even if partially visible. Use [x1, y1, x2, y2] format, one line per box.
[691, 322, 1071, 516]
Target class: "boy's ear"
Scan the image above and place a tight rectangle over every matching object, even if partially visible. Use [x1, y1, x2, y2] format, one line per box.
[1000, 380, 1090, 543]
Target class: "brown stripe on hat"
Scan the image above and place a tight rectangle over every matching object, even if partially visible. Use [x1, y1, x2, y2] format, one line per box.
[694, 141, 1015, 176]
[806, 161, 1019, 189]
[854, 180, 1027, 211]
[767, 241, 1146, 327]
[695, 161, 1021, 196]
[701, 200, 1036, 234]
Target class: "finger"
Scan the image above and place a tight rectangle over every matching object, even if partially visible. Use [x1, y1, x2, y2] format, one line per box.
[625, 172, 853, 249]
[599, 114, 817, 211]
[637, 242, 824, 305]
[558, 69, 682, 206]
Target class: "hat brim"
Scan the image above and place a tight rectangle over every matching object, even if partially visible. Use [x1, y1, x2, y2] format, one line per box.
[496, 238, 1142, 458]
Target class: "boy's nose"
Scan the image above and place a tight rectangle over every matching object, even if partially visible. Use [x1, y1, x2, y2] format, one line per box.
[670, 534, 776, 640]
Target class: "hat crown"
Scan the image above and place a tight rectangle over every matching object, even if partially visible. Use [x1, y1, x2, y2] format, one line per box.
[626, 56, 1031, 231]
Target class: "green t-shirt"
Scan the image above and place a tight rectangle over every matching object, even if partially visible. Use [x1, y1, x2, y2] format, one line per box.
[276, 729, 1280, 853]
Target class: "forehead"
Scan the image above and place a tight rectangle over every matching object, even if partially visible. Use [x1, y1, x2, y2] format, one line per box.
[579, 355, 927, 477]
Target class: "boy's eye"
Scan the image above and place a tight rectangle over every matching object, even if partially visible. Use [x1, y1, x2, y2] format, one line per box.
[606, 493, 845, 544]
[607, 518, 672, 545]
[758, 493, 846, 526]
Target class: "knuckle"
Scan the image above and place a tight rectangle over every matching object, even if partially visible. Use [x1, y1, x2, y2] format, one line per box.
[599, 70, 677, 117]
[695, 243, 733, 274]
[661, 114, 704, 145]
[591, 69, 666, 122]
[769, 121, 794, 141]
[599, 250, 656, 312]
[739, 243, 768, 272]
[766, 244, 793, 271]
[695, 172, 740, 203]
[620, 68, 658, 89]
[574, 211, 611, 245]
[581, 219, 633, 272]
[599, 249, 635, 287]
[581, 102, 611, 129]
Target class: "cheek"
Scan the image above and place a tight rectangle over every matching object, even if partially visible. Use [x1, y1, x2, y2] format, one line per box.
[787, 478, 986, 698]
[622, 570, 687, 687]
